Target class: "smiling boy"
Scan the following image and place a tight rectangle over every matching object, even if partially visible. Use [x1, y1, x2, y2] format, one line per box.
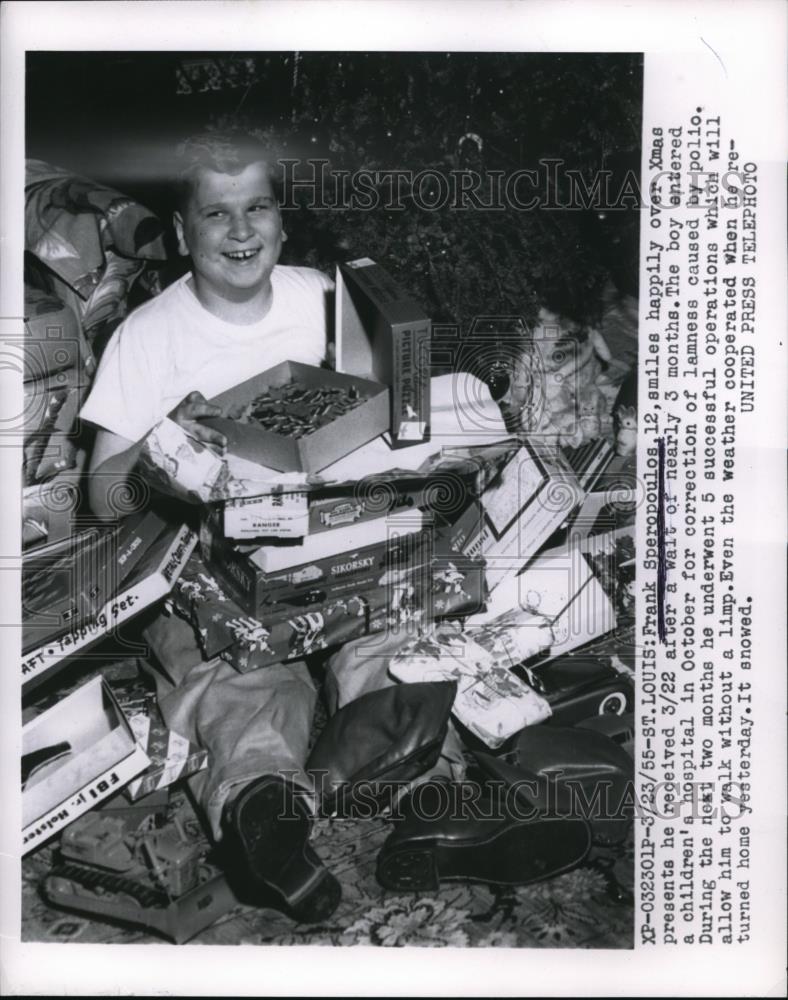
[77, 132, 585, 925]
[83, 132, 332, 517]
[80, 132, 342, 922]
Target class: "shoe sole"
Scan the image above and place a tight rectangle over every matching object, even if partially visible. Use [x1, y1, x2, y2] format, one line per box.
[376, 816, 591, 891]
[230, 776, 341, 922]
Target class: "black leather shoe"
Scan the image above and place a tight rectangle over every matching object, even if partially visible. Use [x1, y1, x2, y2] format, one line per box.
[376, 781, 591, 892]
[223, 774, 341, 923]
[473, 725, 634, 846]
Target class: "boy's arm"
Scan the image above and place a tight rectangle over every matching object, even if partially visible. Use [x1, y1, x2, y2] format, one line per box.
[87, 391, 227, 521]
[88, 428, 146, 521]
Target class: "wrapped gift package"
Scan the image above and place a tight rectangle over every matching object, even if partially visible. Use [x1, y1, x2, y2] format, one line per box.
[388, 624, 553, 748]
[174, 566, 396, 670]
[203, 360, 390, 473]
[140, 416, 233, 506]
[424, 554, 488, 620]
[171, 546, 486, 673]
[336, 257, 431, 447]
[111, 687, 208, 801]
[22, 676, 150, 854]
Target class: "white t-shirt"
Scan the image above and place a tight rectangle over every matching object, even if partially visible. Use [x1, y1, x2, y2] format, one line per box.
[80, 265, 333, 442]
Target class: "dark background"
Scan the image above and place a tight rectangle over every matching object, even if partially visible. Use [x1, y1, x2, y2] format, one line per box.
[27, 51, 643, 329]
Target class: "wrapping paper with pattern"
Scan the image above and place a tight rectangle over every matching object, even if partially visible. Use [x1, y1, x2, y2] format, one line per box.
[25, 160, 166, 301]
[170, 551, 485, 673]
[388, 621, 552, 747]
[117, 691, 208, 801]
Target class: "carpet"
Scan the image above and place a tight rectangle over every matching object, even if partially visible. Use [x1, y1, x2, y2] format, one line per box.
[22, 791, 633, 949]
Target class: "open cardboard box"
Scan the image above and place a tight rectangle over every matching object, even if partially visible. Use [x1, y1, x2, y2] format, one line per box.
[22, 675, 150, 853]
[468, 535, 617, 664]
[204, 360, 389, 473]
[336, 258, 431, 446]
[448, 437, 585, 591]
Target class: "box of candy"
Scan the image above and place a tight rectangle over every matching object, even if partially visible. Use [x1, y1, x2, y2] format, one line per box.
[204, 361, 389, 473]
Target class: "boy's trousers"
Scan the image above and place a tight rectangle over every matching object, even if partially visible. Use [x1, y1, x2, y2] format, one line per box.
[142, 610, 465, 839]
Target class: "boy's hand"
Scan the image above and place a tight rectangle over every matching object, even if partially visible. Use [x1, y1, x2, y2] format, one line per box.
[169, 390, 227, 454]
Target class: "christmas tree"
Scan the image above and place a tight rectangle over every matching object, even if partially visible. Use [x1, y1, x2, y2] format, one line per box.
[208, 51, 643, 335]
